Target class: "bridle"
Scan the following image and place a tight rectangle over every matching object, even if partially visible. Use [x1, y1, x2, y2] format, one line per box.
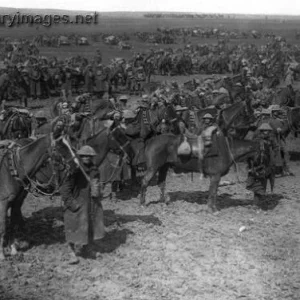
[8, 135, 79, 197]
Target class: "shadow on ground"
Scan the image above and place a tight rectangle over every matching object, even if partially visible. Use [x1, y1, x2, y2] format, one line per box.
[13, 206, 161, 255]
[289, 151, 300, 161]
[168, 191, 282, 211]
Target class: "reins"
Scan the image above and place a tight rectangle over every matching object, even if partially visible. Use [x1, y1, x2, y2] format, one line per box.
[8, 135, 76, 197]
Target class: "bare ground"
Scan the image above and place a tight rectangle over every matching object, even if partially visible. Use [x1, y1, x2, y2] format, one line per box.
[1, 145, 300, 300]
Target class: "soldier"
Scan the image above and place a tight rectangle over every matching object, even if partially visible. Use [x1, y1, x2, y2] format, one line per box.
[94, 64, 108, 98]
[125, 64, 134, 93]
[246, 123, 278, 207]
[84, 65, 95, 94]
[29, 64, 41, 100]
[175, 105, 189, 134]
[59, 145, 104, 264]
[61, 102, 71, 116]
[200, 113, 218, 146]
[61, 66, 73, 99]
[269, 105, 293, 176]
[31, 110, 51, 138]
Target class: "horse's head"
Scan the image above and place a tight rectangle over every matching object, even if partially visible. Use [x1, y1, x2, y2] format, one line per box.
[51, 135, 82, 174]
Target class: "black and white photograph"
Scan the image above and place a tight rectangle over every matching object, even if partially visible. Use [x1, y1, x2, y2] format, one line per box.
[0, 0, 299, 299]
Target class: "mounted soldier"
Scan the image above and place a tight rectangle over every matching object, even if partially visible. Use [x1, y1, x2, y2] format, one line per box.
[59, 145, 104, 264]
[175, 105, 189, 134]
[200, 113, 219, 147]
[31, 110, 51, 138]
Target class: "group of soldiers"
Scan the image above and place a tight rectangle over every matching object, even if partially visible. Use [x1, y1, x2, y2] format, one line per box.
[1, 33, 300, 105]
[1, 32, 300, 262]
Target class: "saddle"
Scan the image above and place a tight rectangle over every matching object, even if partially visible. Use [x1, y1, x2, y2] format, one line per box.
[177, 128, 220, 158]
[177, 132, 204, 159]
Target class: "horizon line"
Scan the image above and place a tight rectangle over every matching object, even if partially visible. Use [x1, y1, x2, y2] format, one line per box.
[0, 6, 300, 17]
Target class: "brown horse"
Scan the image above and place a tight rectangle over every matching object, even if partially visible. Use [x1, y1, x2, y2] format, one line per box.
[0, 134, 77, 260]
[0, 108, 32, 140]
[67, 114, 105, 149]
[140, 133, 258, 212]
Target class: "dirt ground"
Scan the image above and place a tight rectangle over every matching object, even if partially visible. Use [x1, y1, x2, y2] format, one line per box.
[1, 15, 300, 299]
[1, 135, 300, 300]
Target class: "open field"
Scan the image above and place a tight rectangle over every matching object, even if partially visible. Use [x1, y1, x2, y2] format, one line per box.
[1, 14, 300, 300]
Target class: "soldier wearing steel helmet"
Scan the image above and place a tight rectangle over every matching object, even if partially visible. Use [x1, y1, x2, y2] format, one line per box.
[246, 123, 278, 207]
[59, 145, 104, 264]
[269, 105, 293, 176]
[31, 110, 51, 138]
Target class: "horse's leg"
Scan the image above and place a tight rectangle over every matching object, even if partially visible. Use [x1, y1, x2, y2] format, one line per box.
[140, 167, 157, 206]
[10, 190, 28, 256]
[131, 167, 139, 190]
[207, 174, 221, 213]
[269, 173, 275, 194]
[157, 164, 170, 204]
[0, 200, 9, 260]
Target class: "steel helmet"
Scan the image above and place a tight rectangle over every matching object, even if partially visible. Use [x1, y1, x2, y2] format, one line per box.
[258, 123, 273, 131]
[35, 110, 47, 119]
[77, 145, 97, 156]
[203, 113, 213, 119]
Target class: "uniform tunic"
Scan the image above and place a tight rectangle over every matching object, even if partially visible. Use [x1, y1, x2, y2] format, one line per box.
[60, 164, 105, 245]
[246, 136, 277, 195]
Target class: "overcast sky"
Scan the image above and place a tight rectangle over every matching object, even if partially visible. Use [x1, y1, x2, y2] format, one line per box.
[1, 0, 300, 15]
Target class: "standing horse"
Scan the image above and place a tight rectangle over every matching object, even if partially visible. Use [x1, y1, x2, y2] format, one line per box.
[0, 134, 77, 260]
[140, 134, 258, 212]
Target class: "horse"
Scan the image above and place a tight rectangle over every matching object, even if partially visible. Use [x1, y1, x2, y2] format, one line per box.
[0, 108, 32, 140]
[0, 134, 78, 260]
[285, 107, 300, 138]
[139, 133, 258, 212]
[67, 114, 105, 149]
[273, 87, 295, 107]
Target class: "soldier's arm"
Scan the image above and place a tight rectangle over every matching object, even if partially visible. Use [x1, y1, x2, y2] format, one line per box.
[59, 173, 75, 205]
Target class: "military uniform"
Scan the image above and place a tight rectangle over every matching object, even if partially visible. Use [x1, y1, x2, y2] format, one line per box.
[59, 145, 104, 262]
[246, 123, 278, 206]
[268, 106, 292, 175]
